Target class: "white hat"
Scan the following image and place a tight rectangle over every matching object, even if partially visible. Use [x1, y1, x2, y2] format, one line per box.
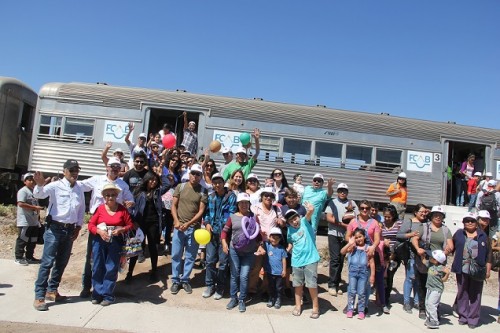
[269, 227, 282, 236]
[236, 147, 247, 155]
[431, 250, 446, 264]
[190, 164, 203, 173]
[313, 173, 324, 181]
[477, 210, 491, 219]
[398, 172, 407, 178]
[101, 183, 122, 195]
[247, 173, 259, 181]
[474, 172, 482, 177]
[138, 132, 147, 139]
[284, 209, 299, 220]
[485, 172, 493, 177]
[188, 121, 196, 126]
[430, 205, 446, 218]
[23, 173, 35, 181]
[107, 157, 121, 166]
[260, 187, 276, 197]
[211, 173, 224, 181]
[237, 192, 250, 202]
[221, 147, 231, 154]
[487, 179, 497, 187]
[337, 183, 348, 190]
[462, 212, 478, 221]
[113, 148, 123, 154]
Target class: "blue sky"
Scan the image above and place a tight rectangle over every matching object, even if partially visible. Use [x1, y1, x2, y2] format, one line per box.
[1, 1, 499, 129]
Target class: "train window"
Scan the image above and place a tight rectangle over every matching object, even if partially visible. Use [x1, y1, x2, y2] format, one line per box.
[39, 115, 62, 137]
[283, 139, 311, 165]
[375, 148, 402, 173]
[257, 135, 280, 162]
[345, 145, 372, 170]
[315, 142, 342, 167]
[64, 117, 95, 144]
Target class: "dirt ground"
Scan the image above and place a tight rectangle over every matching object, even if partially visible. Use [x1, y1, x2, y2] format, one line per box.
[0, 208, 498, 332]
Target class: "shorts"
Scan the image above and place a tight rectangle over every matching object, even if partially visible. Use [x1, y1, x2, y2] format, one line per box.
[292, 262, 318, 288]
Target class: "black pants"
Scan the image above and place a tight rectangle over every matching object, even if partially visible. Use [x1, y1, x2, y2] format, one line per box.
[384, 261, 400, 305]
[15, 226, 38, 259]
[415, 269, 428, 311]
[162, 209, 174, 249]
[267, 274, 284, 300]
[328, 235, 346, 289]
[82, 232, 96, 290]
[129, 221, 160, 274]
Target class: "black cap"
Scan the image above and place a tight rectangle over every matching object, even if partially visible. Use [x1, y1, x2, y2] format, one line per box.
[63, 159, 81, 170]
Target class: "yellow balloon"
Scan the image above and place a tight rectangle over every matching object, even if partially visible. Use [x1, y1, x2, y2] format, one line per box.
[194, 229, 211, 245]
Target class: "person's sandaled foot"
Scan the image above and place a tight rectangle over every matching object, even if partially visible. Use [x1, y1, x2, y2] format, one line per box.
[310, 311, 320, 319]
[292, 307, 302, 316]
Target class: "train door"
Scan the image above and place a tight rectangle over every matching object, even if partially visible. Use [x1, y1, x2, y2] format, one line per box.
[444, 139, 488, 206]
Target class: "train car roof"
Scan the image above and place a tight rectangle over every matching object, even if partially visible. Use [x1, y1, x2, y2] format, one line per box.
[38, 81, 500, 144]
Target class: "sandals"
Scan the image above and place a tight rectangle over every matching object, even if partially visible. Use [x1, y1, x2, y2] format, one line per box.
[310, 311, 320, 319]
[292, 307, 302, 316]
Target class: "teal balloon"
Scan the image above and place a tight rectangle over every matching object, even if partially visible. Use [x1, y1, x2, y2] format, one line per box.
[240, 132, 251, 146]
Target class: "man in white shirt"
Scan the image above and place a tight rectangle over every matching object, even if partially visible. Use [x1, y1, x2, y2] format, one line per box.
[32, 159, 86, 311]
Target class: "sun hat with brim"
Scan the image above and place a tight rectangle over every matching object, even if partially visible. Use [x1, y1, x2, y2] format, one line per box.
[101, 183, 122, 195]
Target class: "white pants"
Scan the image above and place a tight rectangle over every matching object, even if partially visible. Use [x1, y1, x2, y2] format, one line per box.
[425, 289, 442, 326]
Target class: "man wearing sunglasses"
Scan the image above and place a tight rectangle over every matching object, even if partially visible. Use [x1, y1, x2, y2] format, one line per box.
[124, 122, 148, 169]
[78, 157, 135, 299]
[123, 151, 149, 193]
[300, 173, 335, 234]
[32, 159, 86, 311]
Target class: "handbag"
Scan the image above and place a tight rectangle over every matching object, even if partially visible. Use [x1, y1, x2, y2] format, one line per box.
[491, 251, 500, 272]
[37, 224, 46, 245]
[122, 232, 143, 258]
[468, 257, 486, 281]
[394, 240, 411, 264]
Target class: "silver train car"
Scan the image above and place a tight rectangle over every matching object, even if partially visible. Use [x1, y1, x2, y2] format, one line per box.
[0, 77, 37, 203]
[29, 81, 500, 208]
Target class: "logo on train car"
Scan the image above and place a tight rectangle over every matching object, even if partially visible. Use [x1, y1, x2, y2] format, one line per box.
[103, 121, 131, 142]
[213, 130, 245, 152]
[496, 161, 500, 180]
[407, 150, 432, 172]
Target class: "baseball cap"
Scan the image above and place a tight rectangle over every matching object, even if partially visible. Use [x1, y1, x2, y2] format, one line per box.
[211, 173, 224, 181]
[487, 179, 497, 187]
[430, 205, 446, 218]
[188, 121, 196, 126]
[236, 147, 247, 155]
[138, 133, 147, 139]
[23, 173, 35, 181]
[101, 183, 122, 195]
[398, 172, 407, 178]
[313, 173, 324, 181]
[473, 172, 482, 177]
[247, 173, 259, 181]
[269, 227, 282, 236]
[150, 141, 159, 147]
[113, 148, 123, 154]
[63, 159, 80, 170]
[337, 183, 349, 190]
[462, 212, 477, 221]
[237, 192, 250, 202]
[107, 157, 121, 166]
[190, 164, 203, 174]
[260, 187, 276, 197]
[431, 250, 446, 264]
[485, 172, 493, 177]
[284, 209, 299, 220]
[477, 210, 491, 219]
[221, 147, 231, 154]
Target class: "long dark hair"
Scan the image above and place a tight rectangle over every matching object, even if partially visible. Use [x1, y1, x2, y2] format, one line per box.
[383, 204, 399, 222]
[205, 158, 218, 177]
[134, 171, 160, 197]
[270, 168, 289, 189]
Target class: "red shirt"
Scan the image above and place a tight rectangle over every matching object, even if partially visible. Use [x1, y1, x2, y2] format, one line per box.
[467, 178, 478, 195]
[88, 204, 134, 235]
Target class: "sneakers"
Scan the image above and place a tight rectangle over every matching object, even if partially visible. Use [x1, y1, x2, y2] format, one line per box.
[91, 299, 101, 305]
[238, 300, 246, 312]
[202, 286, 215, 298]
[26, 258, 41, 264]
[138, 253, 146, 263]
[171, 282, 181, 295]
[425, 320, 439, 329]
[33, 299, 48, 311]
[182, 282, 192, 294]
[100, 300, 112, 306]
[347, 310, 353, 318]
[328, 288, 337, 296]
[274, 298, 282, 309]
[80, 288, 91, 298]
[267, 298, 275, 308]
[403, 303, 413, 314]
[419, 310, 426, 320]
[358, 312, 365, 320]
[383, 306, 390, 314]
[45, 291, 68, 302]
[226, 298, 238, 310]
[15, 258, 29, 266]
[213, 291, 223, 300]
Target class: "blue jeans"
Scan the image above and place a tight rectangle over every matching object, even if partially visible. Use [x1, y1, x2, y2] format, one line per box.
[229, 247, 255, 301]
[205, 234, 228, 292]
[91, 236, 123, 302]
[468, 193, 477, 212]
[348, 265, 369, 313]
[171, 227, 199, 283]
[34, 224, 75, 299]
[403, 258, 420, 305]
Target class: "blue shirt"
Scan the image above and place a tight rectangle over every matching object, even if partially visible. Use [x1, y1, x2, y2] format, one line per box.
[301, 185, 329, 232]
[263, 241, 287, 275]
[287, 216, 320, 267]
[203, 189, 237, 235]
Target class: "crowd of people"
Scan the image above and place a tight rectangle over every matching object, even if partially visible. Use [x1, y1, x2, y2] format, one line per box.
[13, 119, 500, 327]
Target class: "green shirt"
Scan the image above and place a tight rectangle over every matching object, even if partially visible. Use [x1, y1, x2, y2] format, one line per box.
[222, 159, 257, 181]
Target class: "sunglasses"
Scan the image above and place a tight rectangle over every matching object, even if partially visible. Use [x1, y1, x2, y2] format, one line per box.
[134, 160, 145, 164]
[68, 168, 80, 173]
[206, 164, 214, 167]
[273, 172, 282, 176]
[463, 219, 476, 224]
[338, 189, 348, 193]
[109, 164, 121, 170]
[263, 193, 274, 198]
[359, 207, 370, 211]
[191, 172, 202, 177]
[313, 178, 323, 183]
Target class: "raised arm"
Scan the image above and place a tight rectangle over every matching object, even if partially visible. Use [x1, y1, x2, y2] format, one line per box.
[101, 141, 112, 167]
[252, 128, 260, 160]
[124, 122, 134, 146]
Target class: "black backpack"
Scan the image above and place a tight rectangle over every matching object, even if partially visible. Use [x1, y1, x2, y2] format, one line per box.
[479, 190, 498, 213]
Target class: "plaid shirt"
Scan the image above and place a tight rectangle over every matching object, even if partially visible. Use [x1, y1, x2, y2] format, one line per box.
[181, 129, 198, 155]
[203, 189, 237, 235]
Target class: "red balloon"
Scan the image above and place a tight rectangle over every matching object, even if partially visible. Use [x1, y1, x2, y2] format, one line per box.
[162, 134, 176, 149]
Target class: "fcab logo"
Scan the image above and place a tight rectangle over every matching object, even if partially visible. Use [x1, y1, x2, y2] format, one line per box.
[104, 121, 130, 140]
[213, 130, 243, 151]
[407, 151, 432, 172]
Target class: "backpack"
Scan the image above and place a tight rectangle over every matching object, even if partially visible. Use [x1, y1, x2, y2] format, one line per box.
[355, 218, 375, 246]
[479, 190, 498, 213]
